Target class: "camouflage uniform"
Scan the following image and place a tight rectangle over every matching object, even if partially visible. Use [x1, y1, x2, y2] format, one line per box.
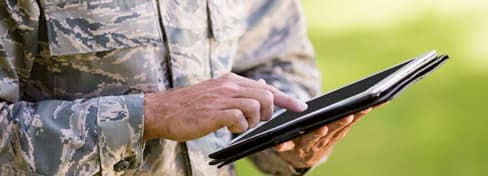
[0, 0, 321, 175]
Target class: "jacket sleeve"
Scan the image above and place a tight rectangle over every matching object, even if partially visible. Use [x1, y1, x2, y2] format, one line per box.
[0, 2, 145, 175]
[234, 1, 321, 175]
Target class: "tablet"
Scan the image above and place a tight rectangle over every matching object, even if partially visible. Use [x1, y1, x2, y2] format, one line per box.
[209, 51, 449, 167]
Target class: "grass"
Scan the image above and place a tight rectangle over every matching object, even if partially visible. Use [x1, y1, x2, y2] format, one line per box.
[236, 1, 488, 175]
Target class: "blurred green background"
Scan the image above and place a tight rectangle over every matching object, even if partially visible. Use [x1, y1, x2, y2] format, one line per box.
[237, 0, 488, 175]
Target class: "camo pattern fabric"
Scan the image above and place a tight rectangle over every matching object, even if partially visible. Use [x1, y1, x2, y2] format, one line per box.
[0, 0, 321, 175]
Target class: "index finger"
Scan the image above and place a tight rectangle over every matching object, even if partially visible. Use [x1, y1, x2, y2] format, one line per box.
[266, 85, 308, 112]
[232, 76, 308, 112]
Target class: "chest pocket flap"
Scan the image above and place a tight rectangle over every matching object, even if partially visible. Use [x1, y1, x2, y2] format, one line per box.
[40, 0, 163, 56]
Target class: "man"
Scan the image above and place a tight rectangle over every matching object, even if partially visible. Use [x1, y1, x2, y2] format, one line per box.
[0, 0, 381, 175]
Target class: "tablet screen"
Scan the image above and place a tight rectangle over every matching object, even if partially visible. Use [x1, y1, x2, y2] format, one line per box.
[234, 59, 412, 142]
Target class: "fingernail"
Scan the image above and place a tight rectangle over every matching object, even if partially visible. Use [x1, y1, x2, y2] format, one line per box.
[347, 115, 354, 122]
[298, 101, 308, 111]
[320, 127, 328, 135]
[284, 142, 294, 150]
[276, 144, 287, 151]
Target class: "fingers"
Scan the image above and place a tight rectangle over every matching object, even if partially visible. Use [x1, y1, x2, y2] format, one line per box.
[275, 115, 354, 152]
[274, 107, 375, 154]
[213, 96, 268, 133]
[328, 115, 354, 132]
[230, 98, 261, 128]
[214, 109, 248, 133]
[332, 122, 355, 141]
[312, 115, 354, 148]
[267, 87, 308, 112]
[275, 141, 296, 152]
[333, 108, 373, 140]
[317, 121, 356, 156]
[313, 108, 374, 148]
[233, 88, 274, 121]
[225, 74, 308, 112]
[217, 97, 264, 129]
[275, 125, 329, 152]
[273, 106, 379, 161]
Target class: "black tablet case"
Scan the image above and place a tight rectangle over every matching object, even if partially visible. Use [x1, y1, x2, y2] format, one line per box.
[209, 54, 449, 167]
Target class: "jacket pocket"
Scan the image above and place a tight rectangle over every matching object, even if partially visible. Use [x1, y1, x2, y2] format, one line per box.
[40, 0, 163, 56]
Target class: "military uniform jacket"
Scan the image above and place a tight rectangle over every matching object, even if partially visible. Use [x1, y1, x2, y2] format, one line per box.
[0, 0, 321, 175]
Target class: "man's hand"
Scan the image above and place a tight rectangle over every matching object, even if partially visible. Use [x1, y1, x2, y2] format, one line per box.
[275, 103, 387, 168]
[143, 73, 308, 141]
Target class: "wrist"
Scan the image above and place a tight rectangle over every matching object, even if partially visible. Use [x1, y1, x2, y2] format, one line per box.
[143, 93, 158, 140]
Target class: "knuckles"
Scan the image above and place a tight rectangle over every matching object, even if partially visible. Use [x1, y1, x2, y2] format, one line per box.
[217, 82, 240, 95]
[228, 109, 245, 122]
[228, 110, 247, 133]
[221, 73, 240, 81]
[260, 90, 274, 120]
[246, 99, 261, 111]
[261, 90, 274, 104]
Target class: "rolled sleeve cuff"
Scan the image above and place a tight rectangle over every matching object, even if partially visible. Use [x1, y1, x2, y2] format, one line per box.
[96, 94, 145, 175]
